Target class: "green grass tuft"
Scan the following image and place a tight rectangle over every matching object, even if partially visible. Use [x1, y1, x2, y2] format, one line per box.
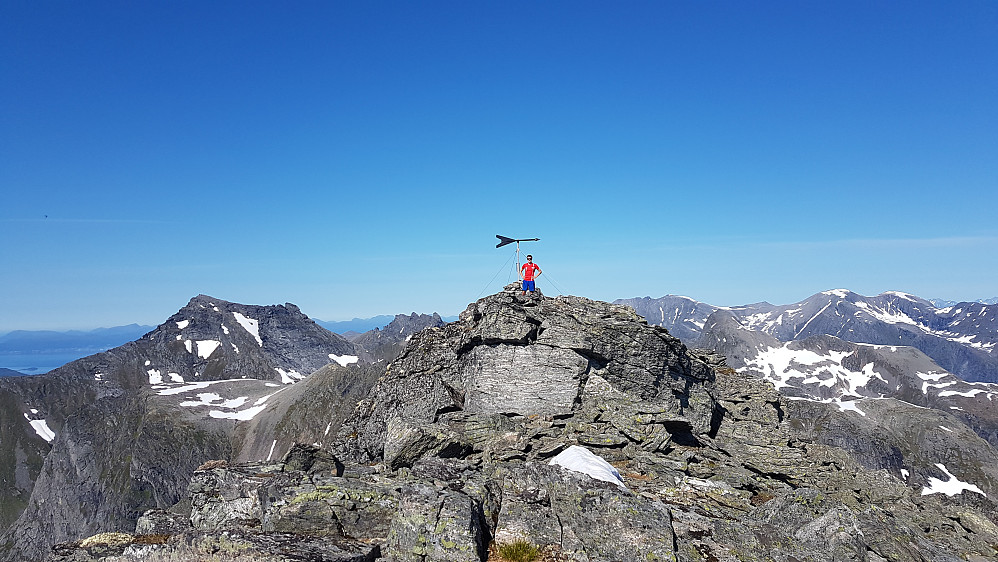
[496, 539, 539, 562]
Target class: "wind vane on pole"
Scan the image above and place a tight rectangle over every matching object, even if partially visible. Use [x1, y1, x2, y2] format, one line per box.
[496, 235, 540, 274]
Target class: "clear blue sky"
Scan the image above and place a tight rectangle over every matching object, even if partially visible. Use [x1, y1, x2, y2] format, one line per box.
[2, 1, 996, 331]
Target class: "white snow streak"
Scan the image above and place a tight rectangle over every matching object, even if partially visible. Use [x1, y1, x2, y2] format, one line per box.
[209, 404, 268, 421]
[329, 354, 359, 367]
[176, 320, 190, 330]
[232, 312, 263, 346]
[921, 463, 987, 498]
[276, 368, 304, 384]
[794, 301, 833, 339]
[23, 413, 55, 442]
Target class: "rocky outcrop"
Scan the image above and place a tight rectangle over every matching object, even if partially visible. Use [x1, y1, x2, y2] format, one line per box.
[336, 285, 719, 466]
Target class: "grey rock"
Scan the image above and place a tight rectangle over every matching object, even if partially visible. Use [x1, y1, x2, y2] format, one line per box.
[494, 463, 676, 561]
[133, 509, 190, 535]
[385, 483, 487, 562]
[336, 285, 719, 467]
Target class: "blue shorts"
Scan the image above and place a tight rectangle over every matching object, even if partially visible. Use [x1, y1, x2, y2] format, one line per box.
[522, 280, 535, 291]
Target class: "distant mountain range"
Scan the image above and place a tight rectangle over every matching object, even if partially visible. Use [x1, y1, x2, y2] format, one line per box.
[0, 325, 154, 375]
[930, 297, 998, 308]
[617, 289, 998, 383]
[0, 324, 154, 353]
[314, 315, 396, 334]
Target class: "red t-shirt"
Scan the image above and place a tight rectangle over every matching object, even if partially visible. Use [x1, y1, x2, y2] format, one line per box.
[521, 262, 540, 281]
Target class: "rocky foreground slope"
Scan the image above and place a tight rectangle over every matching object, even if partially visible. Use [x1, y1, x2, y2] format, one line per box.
[45, 286, 998, 561]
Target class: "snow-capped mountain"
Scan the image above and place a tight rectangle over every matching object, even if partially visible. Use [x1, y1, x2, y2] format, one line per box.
[699, 309, 998, 447]
[0, 295, 368, 560]
[613, 295, 717, 342]
[617, 289, 998, 383]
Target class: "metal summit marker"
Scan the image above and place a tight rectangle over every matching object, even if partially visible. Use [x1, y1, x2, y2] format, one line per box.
[495, 235, 540, 273]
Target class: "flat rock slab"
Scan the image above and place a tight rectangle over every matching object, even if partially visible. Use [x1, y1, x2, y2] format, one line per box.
[462, 344, 589, 416]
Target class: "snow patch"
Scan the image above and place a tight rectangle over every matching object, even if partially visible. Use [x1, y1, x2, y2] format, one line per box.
[176, 320, 190, 330]
[823, 289, 851, 298]
[900, 469, 910, 480]
[154, 378, 258, 396]
[232, 312, 263, 346]
[740, 344, 856, 391]
[23, 412, 55, 442]
[276, 368, 304, 384]
[27, 419, 55, 442]
[786, 396, 868, 416]
[267, 440, 278, 461]
[916, 371, 953, 394]
[329, 354, 359, 367]
[180, 393, 248, 409]
[184, 340, 193, 354]
[147, 369, 163, 385]
[222, 324, 229, 335]
[921, 463, 987, 498]
[196, 339, 221, 359]
[209, 404, 268, 421]
[549, 445, 627, 489]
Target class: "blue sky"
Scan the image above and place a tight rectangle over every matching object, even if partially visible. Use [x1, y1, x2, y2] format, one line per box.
[2, 1, 996, 331]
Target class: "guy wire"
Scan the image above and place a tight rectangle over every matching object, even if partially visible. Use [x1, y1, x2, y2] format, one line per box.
[476, 249, 516, 299]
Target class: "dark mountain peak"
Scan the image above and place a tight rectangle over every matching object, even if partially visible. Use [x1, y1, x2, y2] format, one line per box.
[351, 311, 448, 363]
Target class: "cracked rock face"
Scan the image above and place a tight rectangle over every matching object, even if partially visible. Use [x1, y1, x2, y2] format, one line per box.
[335, 285, 720, 465]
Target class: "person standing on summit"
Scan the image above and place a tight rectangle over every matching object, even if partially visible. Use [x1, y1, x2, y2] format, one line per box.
[520, 254, 542, 295]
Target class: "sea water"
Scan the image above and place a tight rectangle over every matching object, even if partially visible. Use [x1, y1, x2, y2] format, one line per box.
[0, 352, 89, 376]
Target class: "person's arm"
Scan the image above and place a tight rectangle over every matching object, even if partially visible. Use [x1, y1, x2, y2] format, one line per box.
[535, 265, 542, 277]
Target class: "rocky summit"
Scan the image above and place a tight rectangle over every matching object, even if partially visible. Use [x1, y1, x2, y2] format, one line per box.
[26, 286, 998, 561]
